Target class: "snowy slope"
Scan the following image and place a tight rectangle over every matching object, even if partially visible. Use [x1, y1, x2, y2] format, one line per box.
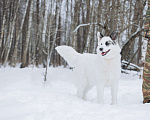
[0, 67, 150, 120]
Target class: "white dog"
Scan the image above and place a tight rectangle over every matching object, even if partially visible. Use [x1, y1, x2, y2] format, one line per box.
[55, 31, 121, 105]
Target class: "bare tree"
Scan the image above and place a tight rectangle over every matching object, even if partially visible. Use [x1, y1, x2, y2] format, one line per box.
[0, 1, 9, 51]
[21, 0, 34, 68]
[49, 0, 61, 65]
[0, 0, 147, 68]
[3, 0, 21, 67]
[10, 0, 30, 67]
[84, 0, 95, 53]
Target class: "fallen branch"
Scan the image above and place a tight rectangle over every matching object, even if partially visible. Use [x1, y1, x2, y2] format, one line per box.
[122, 60, 141, 72]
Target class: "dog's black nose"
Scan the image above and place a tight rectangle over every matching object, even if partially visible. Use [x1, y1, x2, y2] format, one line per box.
[99, 48, 103, 51]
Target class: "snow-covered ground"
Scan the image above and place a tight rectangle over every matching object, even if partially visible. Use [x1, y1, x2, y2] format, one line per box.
[0, 67, 150, 120]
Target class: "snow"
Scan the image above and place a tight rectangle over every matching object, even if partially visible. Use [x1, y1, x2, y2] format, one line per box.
[0, 67, 150, 120]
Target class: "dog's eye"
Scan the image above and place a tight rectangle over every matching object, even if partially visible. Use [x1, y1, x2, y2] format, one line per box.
[105, 41, 109, 46]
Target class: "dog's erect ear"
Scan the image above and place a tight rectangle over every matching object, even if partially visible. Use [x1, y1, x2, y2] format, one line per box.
[110, 31, 118, 40]
[97, 32, 103, 41]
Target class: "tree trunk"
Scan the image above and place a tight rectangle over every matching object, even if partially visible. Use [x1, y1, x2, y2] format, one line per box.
[42, 0, 49, 43]
[35, 0, 40, 67]
[72, 0, 79, 49]
[3, 0, 21, 67]
[49, 0, 61, 65]
[121, 0, 145, 63]
[0, 0, 9, 50]
[84, 0, 95, 53]
[110, 0, 116, 32]
[10, 0, 29, 67]
[44, 16, 52, 81]
[21, 0, 33, 68]
[65, 0, 69, 46]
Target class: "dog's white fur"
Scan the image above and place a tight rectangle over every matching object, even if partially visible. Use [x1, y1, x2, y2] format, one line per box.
[55, 32, 121, 105]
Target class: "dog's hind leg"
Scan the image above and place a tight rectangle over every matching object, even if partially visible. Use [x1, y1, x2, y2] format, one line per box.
[77, 87, 85, 99]
[83, 84, 92, 100]
[76, 81, 88, 100]
[97, 85, 104, 104]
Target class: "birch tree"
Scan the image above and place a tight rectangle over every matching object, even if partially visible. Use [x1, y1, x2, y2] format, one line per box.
[3, 0, 21, 67]
[42, 0, 50, 45]
[35, 0, 40, 67]
[10, 0, 30, 67]
[121, 0, 146, 63]
[65, 0, 70, 46]
[21, 0, 33, 68]
[49, 0, 61, 65]
[0, 0, 147, 68]
[84, 0, 95, 53]
[44, 16, 52, 81]
[0, 0, 9, 63]
[0, 1, 9, 50]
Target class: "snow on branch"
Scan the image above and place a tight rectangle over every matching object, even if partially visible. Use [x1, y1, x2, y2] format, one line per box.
[122, 60, 141, 71]
[73, 23, 90, 33]
[73, 23, 104, 33]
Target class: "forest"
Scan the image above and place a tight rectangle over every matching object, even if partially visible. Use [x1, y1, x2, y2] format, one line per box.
[0, 1, 149, 119]
[0, 0, 147, 69]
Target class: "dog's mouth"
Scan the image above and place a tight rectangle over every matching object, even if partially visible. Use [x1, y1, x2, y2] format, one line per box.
[101, 49, 110, 56]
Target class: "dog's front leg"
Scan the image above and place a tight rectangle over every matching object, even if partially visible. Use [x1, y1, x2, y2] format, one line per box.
[111, 84, 118, 105]
[97, 85, 104, 104]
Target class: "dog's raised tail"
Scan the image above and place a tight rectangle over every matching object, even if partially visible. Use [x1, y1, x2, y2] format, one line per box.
[55, 46, 80, 67]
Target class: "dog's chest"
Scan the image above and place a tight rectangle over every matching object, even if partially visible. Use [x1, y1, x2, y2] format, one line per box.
[104, 70, 114, 86]
[98, 59, 120, 86]
[102, 60, 116, 72]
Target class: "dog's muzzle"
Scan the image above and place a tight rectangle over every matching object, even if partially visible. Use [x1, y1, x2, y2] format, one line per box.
[101, 49, 110, 56]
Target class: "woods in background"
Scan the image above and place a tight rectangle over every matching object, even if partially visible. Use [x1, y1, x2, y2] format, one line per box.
[0, 0, 147, 68]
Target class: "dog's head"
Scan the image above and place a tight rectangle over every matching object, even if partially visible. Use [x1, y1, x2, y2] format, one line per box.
[96, 31, 121, 59]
